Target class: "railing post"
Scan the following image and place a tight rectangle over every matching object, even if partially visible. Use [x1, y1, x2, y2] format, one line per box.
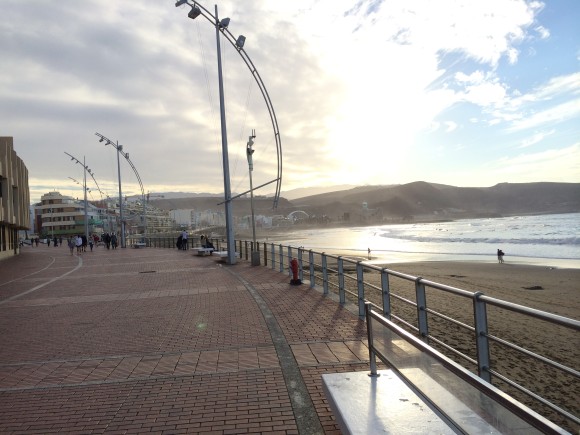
[309, 250, 315, 289]
[338, 257, 345, 305]
[473, 292, 492, 383]
[415, 277, 429, 343]
[322, 254, 329, 295]
[279, 244, 284, 273]
[264, 242, 268, 267]
[287, 246, 293, 277]
[356, 262, 365, 318]
[366, 302, 379, 377]
[298, 247, 304, 282]
[271, 244, 275, 270]
[381, 268, 391, 319]
[244, 240, 248, 260]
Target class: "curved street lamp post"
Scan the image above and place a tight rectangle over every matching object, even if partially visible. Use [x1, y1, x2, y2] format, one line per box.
[175, 0, 283, 265]
[65, 152, 96, 243]
[95, 133, 147, 248]
[246, 130, 259, 266]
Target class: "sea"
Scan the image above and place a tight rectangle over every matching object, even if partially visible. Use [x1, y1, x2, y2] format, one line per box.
[268, 213, 580, 269]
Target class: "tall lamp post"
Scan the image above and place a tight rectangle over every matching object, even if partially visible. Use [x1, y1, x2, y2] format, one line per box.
[65, 152, 94, 243]
[49, 207, 54, 240]
[175, 0, 284, 264]
[95, 133, 147, 247]
[246, 130, 259, 266]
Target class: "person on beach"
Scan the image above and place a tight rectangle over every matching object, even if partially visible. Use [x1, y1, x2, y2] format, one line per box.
[497, 249, 505, 263]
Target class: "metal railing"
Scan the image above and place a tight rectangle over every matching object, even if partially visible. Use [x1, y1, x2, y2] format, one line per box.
[131, 236, 579, 432]
[366, 303, 566, 434]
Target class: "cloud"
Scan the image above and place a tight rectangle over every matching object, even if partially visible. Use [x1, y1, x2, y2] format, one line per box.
[518, 129, 555, 148]
[4, 0, 577, 203]
[493, 143, 580, 182]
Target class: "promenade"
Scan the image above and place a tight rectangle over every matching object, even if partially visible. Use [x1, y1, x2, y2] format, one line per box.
[0, 245, 370, 434]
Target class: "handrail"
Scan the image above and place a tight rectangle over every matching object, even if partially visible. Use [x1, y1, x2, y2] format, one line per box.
[366, 304, 568, 434]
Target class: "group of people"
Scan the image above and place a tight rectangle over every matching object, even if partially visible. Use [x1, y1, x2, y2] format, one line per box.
[176, 230, 189, 250]
[176, 232, 215, 251]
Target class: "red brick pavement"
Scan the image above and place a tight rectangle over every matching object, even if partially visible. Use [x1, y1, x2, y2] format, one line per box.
[0, 245, 371, 434]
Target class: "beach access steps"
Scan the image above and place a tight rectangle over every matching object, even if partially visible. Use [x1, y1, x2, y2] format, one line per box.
[322, 302, 568, 434]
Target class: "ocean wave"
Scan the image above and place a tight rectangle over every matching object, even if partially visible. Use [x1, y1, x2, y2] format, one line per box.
[378, 233, 579, 246]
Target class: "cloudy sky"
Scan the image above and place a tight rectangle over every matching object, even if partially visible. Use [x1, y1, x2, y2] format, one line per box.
[2, 0, 579, 204]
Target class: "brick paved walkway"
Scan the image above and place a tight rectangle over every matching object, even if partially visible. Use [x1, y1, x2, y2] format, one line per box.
[0, 245, 370, 434]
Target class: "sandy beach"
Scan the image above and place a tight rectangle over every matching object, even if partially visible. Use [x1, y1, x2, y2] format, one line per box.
[348, 261, 579, 431]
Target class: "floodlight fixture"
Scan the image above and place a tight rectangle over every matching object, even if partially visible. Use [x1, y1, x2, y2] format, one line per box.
[99, 137, 104, 142]
[188, 6, 201, 19]
[235, 35, 245, 49]
[219, 17, 230, 28]
[175, 0, 188, 6]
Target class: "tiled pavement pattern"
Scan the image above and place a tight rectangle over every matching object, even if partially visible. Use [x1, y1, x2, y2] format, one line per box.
[0, 246, 371, 434]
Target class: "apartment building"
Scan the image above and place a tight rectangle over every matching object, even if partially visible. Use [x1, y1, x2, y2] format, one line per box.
[0, 137, 30, 260]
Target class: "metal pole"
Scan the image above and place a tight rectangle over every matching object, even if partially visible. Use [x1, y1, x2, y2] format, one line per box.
[215, 5, 235, 264]
[142, 194, 146, 244]
[83, 156, 89, 242]
[247, 131, 259, 266]
[116, 142, 126, 248]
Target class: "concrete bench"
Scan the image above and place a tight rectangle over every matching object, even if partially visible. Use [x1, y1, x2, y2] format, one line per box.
[322, 303, 561, 434]
[132, 242, 146, 248]
[213, 251, 240, 259]
[193, 247, 214, 256]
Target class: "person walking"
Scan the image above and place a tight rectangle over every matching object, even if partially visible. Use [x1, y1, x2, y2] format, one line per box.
[181, 230, 188, 250]
[75, 235, 83, 255]
[497, 249, 505, 263]
[67, 237, 75, 255]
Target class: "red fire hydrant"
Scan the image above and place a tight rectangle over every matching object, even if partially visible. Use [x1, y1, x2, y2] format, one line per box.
[290, 258, 302, 285]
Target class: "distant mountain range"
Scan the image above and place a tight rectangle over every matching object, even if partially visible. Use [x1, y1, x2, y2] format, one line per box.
[147, 182, 580, 222]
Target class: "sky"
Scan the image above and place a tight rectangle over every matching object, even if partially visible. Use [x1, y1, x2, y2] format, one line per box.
[1, 0, 579, 204]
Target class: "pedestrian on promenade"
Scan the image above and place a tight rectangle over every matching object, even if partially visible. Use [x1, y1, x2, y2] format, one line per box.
[176, 234, 183, 250]
[89, 239, 94, 252]
[53, 236, 58, 247]
[181, 230, 188, 250]
[75, 235, 83, 254]
[67, 237, 75, 255]
[35, 237, 39, 247]
[111, 233, 118, 250]
[47, 238, 51, 247]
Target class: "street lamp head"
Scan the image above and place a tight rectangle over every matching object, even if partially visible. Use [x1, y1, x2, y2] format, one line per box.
[99, 137, 104, 143]
[219, 17, 230, 28]
[175, 0, 188, 6]
[125, 153, 129, 159]
[188, 6, 201, 19]
[236, 35, 246, 49]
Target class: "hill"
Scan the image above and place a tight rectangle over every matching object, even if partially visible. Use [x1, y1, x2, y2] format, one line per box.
[288, 182, 580, 221]
[147, 182, 580, 223]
